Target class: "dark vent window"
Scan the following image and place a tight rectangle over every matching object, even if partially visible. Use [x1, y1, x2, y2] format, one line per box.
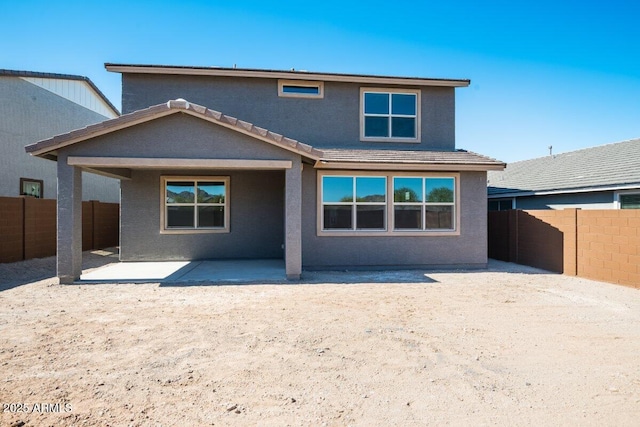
[620, 194, 640, 209]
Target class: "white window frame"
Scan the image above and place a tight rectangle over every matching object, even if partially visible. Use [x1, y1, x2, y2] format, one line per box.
[360, 87, 421, 143]
[317, 171, 459, 236]
[278, 79, 324, 98]
[160, 176, 230, 234]
[392, 177, 456, 231]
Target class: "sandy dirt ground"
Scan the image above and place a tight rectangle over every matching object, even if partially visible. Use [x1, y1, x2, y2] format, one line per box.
[1, 251, 639, 426]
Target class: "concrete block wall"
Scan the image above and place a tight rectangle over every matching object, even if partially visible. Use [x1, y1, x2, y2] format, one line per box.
[577, 210, 640, 286]
[0, 197, 25, 263]
[0, 197, 120, 263]
[488, 209, 639, 288]
[518, 209, 578, 276]
[82, 202, 95, 251]
[93, 202, 119, 249]
[24, 197, 56, 260]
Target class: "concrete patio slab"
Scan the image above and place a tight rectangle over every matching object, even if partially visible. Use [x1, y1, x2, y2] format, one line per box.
[80, 259, 286, 284]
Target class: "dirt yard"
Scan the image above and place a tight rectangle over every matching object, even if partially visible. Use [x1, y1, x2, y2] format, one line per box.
[1, 251, 639, 426]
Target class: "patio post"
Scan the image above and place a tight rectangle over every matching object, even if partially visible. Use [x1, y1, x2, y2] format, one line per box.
[57, 154, 83, 284]
[284, 161, 302, 280]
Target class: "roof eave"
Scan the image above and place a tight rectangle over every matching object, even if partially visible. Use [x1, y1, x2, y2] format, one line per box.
[25, 99, 322, 161]
[105, 64, 470, 88]
[316, 160, 505, 171]
[488, 182, 640, 198]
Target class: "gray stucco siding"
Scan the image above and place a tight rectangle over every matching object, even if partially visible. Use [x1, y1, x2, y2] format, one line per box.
[121, 74, 456, 151]
[119, 169, 285, 261]
[54, 113, 302, 262]
[301, 169, 488, 269]
[1, 77, 119, 202]
[62, 113, 302, 162]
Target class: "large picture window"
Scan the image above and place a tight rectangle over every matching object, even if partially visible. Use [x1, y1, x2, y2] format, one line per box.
[319, 173, 457, 234]
[322, 176, 386, 231]
[361, 88, 420, 142]
[161, 177, 229, 233]
[393, 177, 455, 230]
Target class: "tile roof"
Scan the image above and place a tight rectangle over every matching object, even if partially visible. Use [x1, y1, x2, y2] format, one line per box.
[1, 68, 120, 116]
[25, 98, 504, 171]
[487, 138, 640, 196]
[25, 99, 323, 160]
[320, 148, 505, 170]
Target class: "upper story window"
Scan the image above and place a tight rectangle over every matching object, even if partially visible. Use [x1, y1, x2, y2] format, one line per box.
[361, 88, 420, 143]
[278, 80, 324, 98]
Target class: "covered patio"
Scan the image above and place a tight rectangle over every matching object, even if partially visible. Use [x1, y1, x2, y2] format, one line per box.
[81, 258, 287, 284]
[25, 99, 322, 283]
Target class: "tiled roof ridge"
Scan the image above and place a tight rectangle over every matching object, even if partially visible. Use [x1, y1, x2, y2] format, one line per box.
[166, 99, 322, 158]
[26, 103, 169, 154]
[26, 98, 322, 159]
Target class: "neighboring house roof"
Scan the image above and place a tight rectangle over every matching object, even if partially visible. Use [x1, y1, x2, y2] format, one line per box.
[105, 63, 470, 88]
[26, 98, 504, 172]
[25, 99, 323, 160]
[0, 69, 120, 117]
[487, 138, 640, 197]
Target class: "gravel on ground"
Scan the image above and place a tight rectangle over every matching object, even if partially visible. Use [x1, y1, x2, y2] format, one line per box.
[1, 250, 639, 426]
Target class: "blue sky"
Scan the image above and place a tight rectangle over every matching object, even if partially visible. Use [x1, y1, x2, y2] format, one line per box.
[1, 0, 639, 162]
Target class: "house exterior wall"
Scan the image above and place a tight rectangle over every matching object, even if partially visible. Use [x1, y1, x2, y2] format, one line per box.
[301, 169, 488, 268]
[64, 113, 302, 161]
[121, 74, 456, 151]
[0, 76, 119, 202]
[55, 111, 487, 268]
[119, 169, 285, 261]
[58, 113, 299, 262]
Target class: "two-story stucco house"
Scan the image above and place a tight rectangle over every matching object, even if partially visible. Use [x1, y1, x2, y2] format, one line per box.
[26, 64, 504, 283]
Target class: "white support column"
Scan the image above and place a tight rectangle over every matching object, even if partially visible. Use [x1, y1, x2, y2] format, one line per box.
[284, 162, 302, 280]
[57, 155, 83, 284]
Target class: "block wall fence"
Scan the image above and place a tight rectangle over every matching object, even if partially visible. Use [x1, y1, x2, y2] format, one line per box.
[488, 209, 640, 288]
[0, 197, 119, 264]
